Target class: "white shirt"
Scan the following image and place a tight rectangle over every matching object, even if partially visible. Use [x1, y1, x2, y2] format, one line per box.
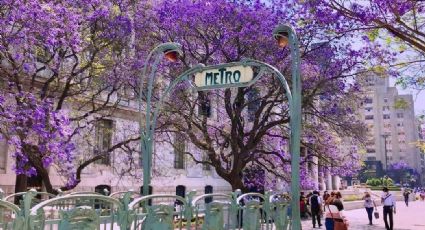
[363, 197, 375, 208]
[381, 192, 396, 207]
[325, 204, 345, 219]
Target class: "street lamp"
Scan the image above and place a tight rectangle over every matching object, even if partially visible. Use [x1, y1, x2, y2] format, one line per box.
[382, 133, 390, 173]
[273, 24, 302, 230]
[139, 42, 182, 197]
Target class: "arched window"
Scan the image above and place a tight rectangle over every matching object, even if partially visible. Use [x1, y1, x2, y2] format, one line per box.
[204, 185, 213, 204]
[95, 185, 111, 195]
[175, 185, 186, 205]
[94, 185, 111, 209]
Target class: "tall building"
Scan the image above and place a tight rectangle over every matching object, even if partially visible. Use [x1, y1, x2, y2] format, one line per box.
[360, 74, 422, 179]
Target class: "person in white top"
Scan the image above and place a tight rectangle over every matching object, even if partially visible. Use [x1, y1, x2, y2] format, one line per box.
[381, 187, 396, 230]
[362, 192, 376, 225]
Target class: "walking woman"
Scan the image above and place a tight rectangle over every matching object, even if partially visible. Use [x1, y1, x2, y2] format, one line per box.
[324, 192, 348, 230]
[362, 192, 376, 225]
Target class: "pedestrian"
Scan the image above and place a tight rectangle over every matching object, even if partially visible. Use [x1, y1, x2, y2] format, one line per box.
[324, 192, 348, 230]
[306, 192, 313, 218]
[381, 187, 396, 230]
[310, 190, 322, 228]
[362, 192, 376, 225]
[300, 195, 308, 219]
[403, 189, 410, 207]
[323, 191, 330, 204]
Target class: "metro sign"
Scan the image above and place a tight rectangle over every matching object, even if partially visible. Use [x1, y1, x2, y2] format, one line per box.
[194, 65, 254, 90]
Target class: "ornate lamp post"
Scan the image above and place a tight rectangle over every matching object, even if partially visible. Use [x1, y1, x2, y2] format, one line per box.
[139, 42, 183, 197]
[273, 24, 302, 230]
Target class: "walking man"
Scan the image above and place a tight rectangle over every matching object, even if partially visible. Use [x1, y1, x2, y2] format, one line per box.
[381, 187, 396, 230]
[309, 190, 322, 228]
[403, 189, 410, 207]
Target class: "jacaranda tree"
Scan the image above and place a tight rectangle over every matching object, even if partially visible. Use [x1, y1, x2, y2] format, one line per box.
[143, 0, 369, 191]
[0, 0, 144, 194]
[302, 0, 425, 90]
[0, 0, 384, 194]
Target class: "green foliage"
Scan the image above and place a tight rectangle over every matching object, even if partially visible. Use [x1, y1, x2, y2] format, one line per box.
[394, 98, 410, 110]
[367, 29, 380, 41]
[366, 177, 393, 186]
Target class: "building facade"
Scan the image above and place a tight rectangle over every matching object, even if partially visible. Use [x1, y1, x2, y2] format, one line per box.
[360, 74, 422, 179]
[0, 104, 232, 196]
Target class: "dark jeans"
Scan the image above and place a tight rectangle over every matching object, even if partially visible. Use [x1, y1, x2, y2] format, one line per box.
[311, 208, 321, 227]
[383, 206, 394, 230]
[325, 218, 333, 230]
[404, 197, 409, 206]
[365, 207, 373, 224]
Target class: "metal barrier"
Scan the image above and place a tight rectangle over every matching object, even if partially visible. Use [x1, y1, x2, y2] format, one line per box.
[0, 189, 291, 230]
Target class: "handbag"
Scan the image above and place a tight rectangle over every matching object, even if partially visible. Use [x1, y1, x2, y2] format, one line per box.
[373, 201, 379, 219]
[374, 209, 379, 219]
[327, 206, 348, 230]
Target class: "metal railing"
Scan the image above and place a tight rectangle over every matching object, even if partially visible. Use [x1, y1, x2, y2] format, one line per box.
[0, 189, 291, 230]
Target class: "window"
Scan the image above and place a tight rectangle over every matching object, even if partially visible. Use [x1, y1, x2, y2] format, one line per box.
[366, 141, 375, 146]
[384, 124, 391, 128]
[397, 113, 404, 118]
[365, 107, 373, 112]
[0, 139, 7, 173]
[202, 152, 211, 171]
[176, 185, 186, 205]
[384, 98, 388, 103]
[366, 149, 375, 153]
[117, 88, 133, 106]
[382, 106, 390, 111]
[174, 133, 185, 169]
[365, 115, 374, 120]
[95, 119, 114, 165]
[95, 185, 111, 209]
[397, 123, 403, 127]
[204, 185, 213, 204]
[367, 157, 376, 161]
[383, 114, 390, 119]
[198, 91, 211, 117]
[95, 185, 111, 195]
[364, 98, 373, 104]
[247, 88, 260, 122]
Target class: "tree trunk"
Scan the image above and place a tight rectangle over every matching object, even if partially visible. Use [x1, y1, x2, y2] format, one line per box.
[229, 175, 249, 193]
[14, 174, 27, 204]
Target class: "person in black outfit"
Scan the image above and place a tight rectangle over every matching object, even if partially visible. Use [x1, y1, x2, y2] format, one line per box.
[310, 190, 322, 228]
[403, 189, 410, 207]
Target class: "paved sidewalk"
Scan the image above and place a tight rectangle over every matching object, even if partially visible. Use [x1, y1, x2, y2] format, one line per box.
[301, 201, 425, 230]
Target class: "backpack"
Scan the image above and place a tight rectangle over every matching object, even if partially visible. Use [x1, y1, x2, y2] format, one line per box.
[311, 195, 320, 210]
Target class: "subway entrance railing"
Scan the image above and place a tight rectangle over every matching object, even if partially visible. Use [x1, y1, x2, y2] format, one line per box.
[0, 189, 291, 230]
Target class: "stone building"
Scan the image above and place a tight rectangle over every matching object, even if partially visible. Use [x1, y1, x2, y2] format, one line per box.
[360, 74, 422, 179]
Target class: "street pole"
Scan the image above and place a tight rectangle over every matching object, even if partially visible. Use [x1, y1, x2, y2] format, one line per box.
[382, 134, 389, 173]
[139, 43, 182, 198]
[273, 25, 302, 230]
